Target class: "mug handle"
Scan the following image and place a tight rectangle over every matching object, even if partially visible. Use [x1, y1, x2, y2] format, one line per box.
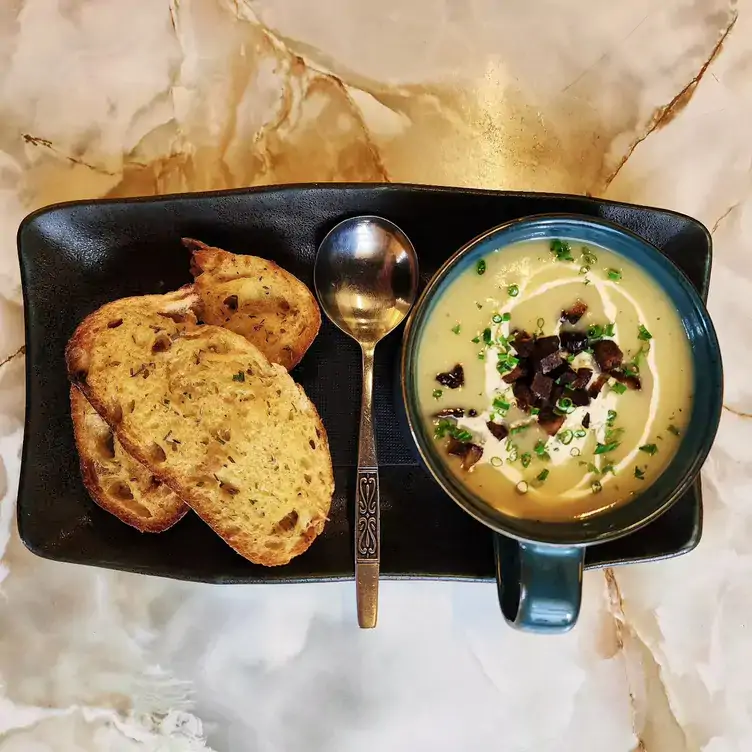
[493, 533, 585, 633]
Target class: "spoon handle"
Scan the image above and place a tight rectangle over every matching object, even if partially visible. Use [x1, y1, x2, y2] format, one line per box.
[355, 345, 379, 628]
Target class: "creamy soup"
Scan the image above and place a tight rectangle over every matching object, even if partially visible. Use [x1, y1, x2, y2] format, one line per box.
[417, 239, 693, 522]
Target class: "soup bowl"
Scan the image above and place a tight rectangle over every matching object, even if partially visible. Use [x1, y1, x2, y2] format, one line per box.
[401, 214, 723, 633]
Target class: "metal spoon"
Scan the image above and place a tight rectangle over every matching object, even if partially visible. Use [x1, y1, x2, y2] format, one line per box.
[315, 216, 419, 628]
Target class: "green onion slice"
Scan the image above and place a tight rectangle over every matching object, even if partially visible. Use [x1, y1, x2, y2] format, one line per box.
[558, 429, 574, 445]
[638, 324, 652, 341]
[595, 441, 620, 455]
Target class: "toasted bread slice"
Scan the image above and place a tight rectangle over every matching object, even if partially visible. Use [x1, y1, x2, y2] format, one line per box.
[185, 238, 321, 370]
[71, 386, 187, 532]
[68, 288, 198, 531]
[66, 305, 333, 566]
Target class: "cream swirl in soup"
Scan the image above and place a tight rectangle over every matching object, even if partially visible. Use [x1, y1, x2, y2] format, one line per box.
[417, 239, 693, 522]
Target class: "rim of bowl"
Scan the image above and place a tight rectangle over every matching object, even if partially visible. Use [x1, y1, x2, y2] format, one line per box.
[401, 213, 723, 547]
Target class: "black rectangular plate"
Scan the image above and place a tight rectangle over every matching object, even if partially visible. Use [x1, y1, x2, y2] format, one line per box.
[17, 184, 709, 583]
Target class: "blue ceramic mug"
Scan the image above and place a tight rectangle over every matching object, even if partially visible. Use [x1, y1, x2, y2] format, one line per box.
[401, 215, 723, 633]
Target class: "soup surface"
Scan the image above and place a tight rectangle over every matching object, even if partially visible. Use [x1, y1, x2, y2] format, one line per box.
[417, 238, 693, 522]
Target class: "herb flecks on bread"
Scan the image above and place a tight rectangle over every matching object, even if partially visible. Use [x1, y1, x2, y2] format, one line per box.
[185, 238, 321, 370]
[66, 293, 333, 566]
[71, 387, 187, 532]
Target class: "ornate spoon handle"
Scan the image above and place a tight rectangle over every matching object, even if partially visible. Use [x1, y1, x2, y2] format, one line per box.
[355, 345, 379, 628]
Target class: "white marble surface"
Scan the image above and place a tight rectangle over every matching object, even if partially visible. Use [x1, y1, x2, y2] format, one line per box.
[0, 1, 750, 749]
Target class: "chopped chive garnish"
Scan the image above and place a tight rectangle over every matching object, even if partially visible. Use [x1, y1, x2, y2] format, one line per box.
[434, 419, 474, 442]
[482, 328, 492, 345]
[521, 452, 532, 468]
[536, 469, 550, 482]
[579, 265, 589, 275]
[476, 302, 483, 309]
[595, 441, 620, 455]
[581, 249, 598, 266]
[508, 446, 519, 462]
[605, 427, 624, 443]
[507, 284, 519, 297]
[556, 397, 575, 414]
[558, 429, 574, 445]
[583, 278, 591, 285]
[607, 268, 622, 282]
[550, 239, 574, 261]
[530, 407, 540, 416]
[607, 410, 617, 426]
[516, 481, 528, 494]
[602, 463, 616, 475]
[574, 428, 587, 438]
[667, 424, 681, 436]
[638, 324, 652, 341]
[630, 348, 647, 372]
[502, 312, 511, 322]
[639, 443, 658, 455]
[491, 456, 503, 467]
[452, 323, 461, 334]
[496, 353, 519, 373]
[570, 447, 581, 457]
[233, 371, 245, 382]
[492, 314, 502, 324]
[587, 324, 604, 340]
[536, 317, 545, 333]
[623, 363, 639, 376]
[612, 381, 627, 395]
[492, 397, 511, 411]
[476, 259, 486, 275]
[591, 480, 603, 494]
[587, 462, 600, 474]
[433, 420, 473, 442]
[604, 323, 616, 337]
[634, 466, 645, 480]
[534, 440, 548, 457]
[433, 419, 452, 438]
[478, 352, 485, 360]
[510, 423, 532, 435]
[432, 389, 443, 400]
[566, 353, 576, 363]
[471, 335, 480, 344]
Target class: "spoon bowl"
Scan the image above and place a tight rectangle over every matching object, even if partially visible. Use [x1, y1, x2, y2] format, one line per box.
[315, 216, 418, 347]
[315, 216, 419, 628]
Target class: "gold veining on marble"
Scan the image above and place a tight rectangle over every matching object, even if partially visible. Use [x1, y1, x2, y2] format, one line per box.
[0, 0, 751, 747]
[602, 9, 738, 190]
[0, 345, 24, 369]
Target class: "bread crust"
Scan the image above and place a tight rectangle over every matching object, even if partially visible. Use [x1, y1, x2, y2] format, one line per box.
[67, 300, 333, 566]
[70, 386, 188, 532]
[184, 238, 321, 370]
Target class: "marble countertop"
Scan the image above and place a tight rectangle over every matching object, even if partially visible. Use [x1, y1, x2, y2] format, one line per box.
[0, 1, 749, 750]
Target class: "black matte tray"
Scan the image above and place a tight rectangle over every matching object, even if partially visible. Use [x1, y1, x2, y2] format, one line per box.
[17, 184, 710, 582]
